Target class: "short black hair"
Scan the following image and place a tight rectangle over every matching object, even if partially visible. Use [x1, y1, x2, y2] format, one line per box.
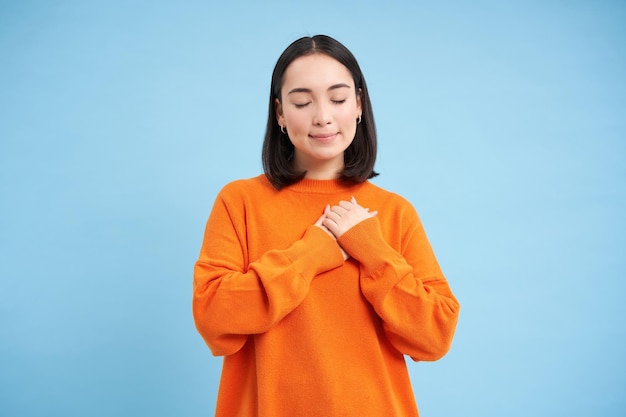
[262, 35, 378, 190]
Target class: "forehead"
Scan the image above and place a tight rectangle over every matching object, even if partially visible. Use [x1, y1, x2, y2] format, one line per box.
[282, 53, 354, 90]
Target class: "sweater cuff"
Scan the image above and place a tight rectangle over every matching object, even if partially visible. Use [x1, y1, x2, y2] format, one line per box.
[338, 217, 397, 272]
[289, 225, 345, 277]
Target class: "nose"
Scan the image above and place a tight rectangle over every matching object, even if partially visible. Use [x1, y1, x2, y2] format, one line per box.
[312, 102, 332, 126]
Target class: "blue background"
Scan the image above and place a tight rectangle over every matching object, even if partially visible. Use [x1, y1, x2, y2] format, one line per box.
[1, 1, 624, 416]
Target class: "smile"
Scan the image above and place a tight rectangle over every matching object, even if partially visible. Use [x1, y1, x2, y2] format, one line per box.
[309, 133, 338, 142]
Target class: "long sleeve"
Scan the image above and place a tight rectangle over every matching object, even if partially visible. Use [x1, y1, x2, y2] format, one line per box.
[193, 177, 457, 416]
[193, 190, 344, 357]
[338, 213, 460, 361]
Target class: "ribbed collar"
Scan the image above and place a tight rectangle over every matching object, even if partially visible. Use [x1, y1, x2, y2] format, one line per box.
[285, 177, 368, 194]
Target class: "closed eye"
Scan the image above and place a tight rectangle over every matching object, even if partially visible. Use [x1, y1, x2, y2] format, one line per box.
[332, 99, 346, 105]
[294, 102, 311, 108]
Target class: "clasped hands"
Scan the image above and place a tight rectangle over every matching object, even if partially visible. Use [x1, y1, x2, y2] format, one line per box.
[314, 197, 378, 261]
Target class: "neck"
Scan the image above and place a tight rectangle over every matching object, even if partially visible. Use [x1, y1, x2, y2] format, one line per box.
[293, 154, 344, 180]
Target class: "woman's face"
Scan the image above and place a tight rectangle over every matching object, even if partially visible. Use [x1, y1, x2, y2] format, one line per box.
[276, 53, 362, 178]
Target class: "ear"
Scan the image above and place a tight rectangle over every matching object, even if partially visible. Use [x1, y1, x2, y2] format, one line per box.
[356, 88, 362, 115]
[275, 98, 284, 126]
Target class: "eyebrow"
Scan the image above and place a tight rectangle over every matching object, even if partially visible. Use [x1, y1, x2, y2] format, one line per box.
[287, 83, 352, 95]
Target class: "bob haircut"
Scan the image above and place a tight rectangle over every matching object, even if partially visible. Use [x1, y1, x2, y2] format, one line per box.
[262, 35, 378, 190]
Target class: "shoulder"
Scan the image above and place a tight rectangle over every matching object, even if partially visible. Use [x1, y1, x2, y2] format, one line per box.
[361, 181, 422, 229]
[362, 181, 417, 211]
[209, 175, 277, 219]
[218, 174, 276, 200]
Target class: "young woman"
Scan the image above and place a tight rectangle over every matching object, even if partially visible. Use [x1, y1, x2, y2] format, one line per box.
[193, 35, 460, 417]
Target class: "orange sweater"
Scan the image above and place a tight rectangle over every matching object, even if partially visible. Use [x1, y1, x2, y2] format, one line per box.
[193, 175, 459, 417]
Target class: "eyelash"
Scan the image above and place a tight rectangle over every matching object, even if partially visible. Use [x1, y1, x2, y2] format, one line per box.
[294, 99, 346, 109]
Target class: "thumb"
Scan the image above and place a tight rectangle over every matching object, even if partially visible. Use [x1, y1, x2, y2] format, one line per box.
[315, 205, 331, 227]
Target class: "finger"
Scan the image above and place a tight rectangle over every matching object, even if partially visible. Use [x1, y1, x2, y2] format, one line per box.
[324, 211, 342, 223]
[337, 200, 351, 209]
[330, 205, 349, 216]
[321, 217, 339, 236]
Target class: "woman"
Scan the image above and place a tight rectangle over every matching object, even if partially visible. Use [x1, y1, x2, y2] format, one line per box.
[193, 34, 459, 417]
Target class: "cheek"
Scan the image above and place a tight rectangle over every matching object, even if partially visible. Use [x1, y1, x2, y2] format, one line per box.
[339, 100, 359, 119]
[284, 111, 309, 133]
[338, 106, 358, 126]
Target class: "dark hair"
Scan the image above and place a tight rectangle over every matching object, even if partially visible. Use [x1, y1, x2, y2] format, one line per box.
[262, 35, 378, 190]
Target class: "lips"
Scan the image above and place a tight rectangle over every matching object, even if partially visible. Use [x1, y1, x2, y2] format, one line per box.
[309, 132, 338, 141]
